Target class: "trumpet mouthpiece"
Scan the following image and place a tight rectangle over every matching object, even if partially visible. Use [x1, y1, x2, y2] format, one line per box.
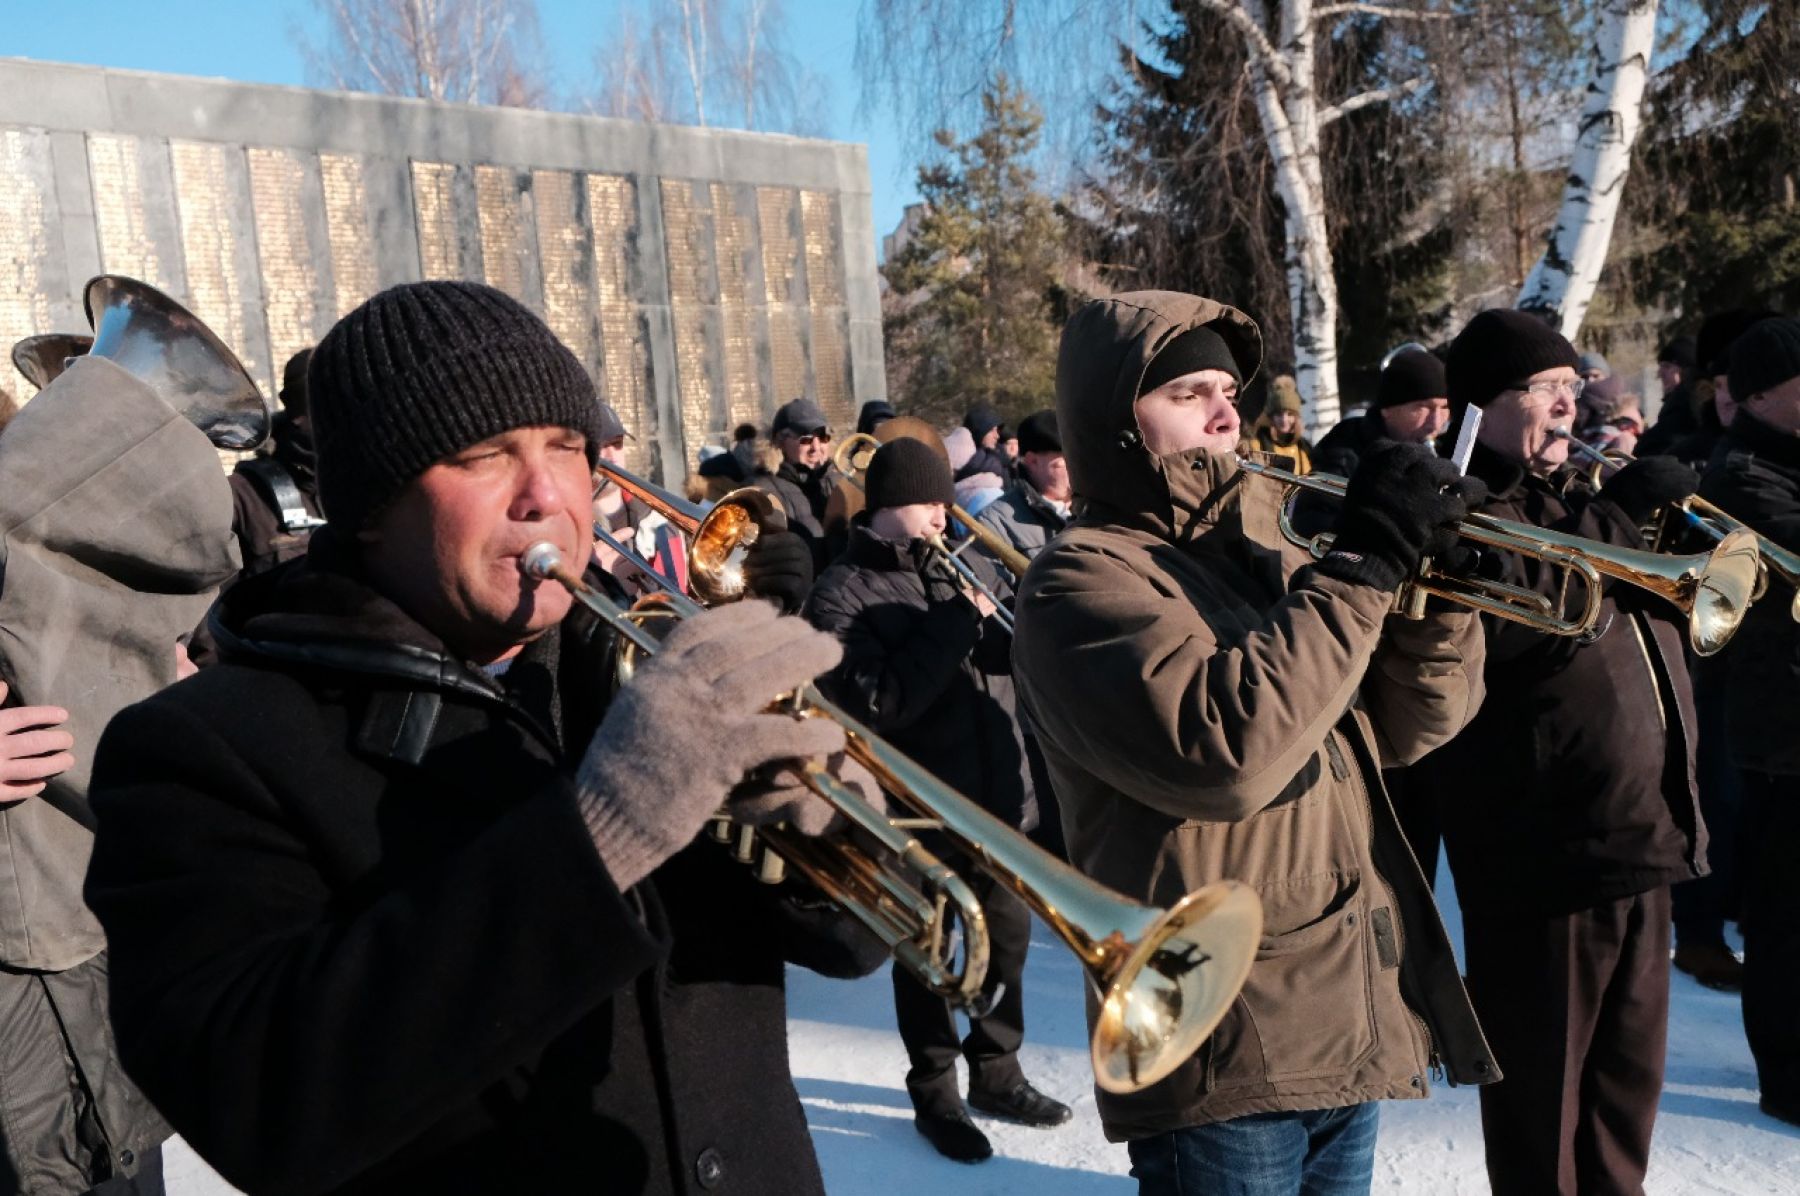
[520, 541, 564, 580]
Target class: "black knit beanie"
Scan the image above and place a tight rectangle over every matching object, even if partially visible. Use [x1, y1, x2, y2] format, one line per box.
[865, 437, 955, 510]
[1445, 308, 1579, 414]
[1377, 348, 1447, 410]
[279, 348, 312, 414]
[1700, 309, 1785, 377]
[308, 281, 601, 530]
[1139, 326, 1242, 396]
[1730, 318, 1800, 401]
[1016, 409, 1061, 454]
[963, 404, 1005, 441]
[1658, 336, 1697, 372]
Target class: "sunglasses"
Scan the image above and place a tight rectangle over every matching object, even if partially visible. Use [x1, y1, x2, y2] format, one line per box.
[794, 430, 831, 446]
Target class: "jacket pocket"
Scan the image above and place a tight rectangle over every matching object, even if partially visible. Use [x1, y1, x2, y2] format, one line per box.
[1205, 875, 1378, 1090]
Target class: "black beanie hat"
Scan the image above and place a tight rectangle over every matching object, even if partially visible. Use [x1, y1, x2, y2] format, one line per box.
[1730, 318, 1800, 401]
[1377, 348, 1447, 410]
[1699, 309, 1784, 377]
[1658, 336, 1697, 372]
[865, 437, 955, 510]
[279, 348, 312, 414]
[857, 400, 898, 435]
[1138, 325, 1242, 396]
[963, 404, 1005, 440]
[308, 280, 601, 531]
[1016, 409, 1060, 454]
[1445, 308, 1579, 413]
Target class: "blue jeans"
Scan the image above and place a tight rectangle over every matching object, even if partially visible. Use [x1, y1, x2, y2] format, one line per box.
[1127, 1104, 1380, 1196]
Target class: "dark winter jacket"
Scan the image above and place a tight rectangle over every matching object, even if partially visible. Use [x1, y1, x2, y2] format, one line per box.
[1699, 410, 1800, 775]
[1412, 441, 1707, 915]
[755, 460, 840, 574]
[227, 411, 324, 579]
[84, 531, 885, 1196]
[1310, 409, 1391, 481]
[973, 479, 1069, 563]
[955, 446, 1011, 484]
[1636, 379, 1699, 459]
[805, 525, 1033, 831]
[1013, 291, 1495, 1140]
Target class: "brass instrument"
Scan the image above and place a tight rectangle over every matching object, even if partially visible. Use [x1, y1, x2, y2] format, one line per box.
[834, 427, 1034, 579]
[592, 458, 780, 606]
[923, 533, 1016, 632]
[540, 464, 1265, 1092]
[10, 333, 93, 390]
[520, 541, 1259, 1093]
[1238, 458, 1763, 657]
[83, 275, 271, 450]
[1553, 428, 1799, 621]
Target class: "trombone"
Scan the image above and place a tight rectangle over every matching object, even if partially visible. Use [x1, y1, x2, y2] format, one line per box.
[1237, 458, 1763, 657]
[1552, 428, 1800, 621]
[541, 479, 1263, 1094]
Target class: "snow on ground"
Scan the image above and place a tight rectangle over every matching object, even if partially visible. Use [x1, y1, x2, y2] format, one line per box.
[165, 858, 1799, 1194]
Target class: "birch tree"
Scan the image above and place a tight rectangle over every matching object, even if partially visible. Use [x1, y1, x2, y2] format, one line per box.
[299, 0, 548, 107]
[1516, 0, 1658, 338]
[1186, 0, 1444, 430]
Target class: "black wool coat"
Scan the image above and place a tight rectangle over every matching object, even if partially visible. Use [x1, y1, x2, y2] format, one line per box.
[754, 461, 841, 575]
[1699, 410, 1800, 776]
[804, 525, 1035, 832]
[84, 533, 885, 1196]
[1410, 442, 1706, 915]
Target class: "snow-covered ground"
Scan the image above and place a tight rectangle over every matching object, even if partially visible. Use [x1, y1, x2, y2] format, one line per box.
[165, 859, 1799, 1194]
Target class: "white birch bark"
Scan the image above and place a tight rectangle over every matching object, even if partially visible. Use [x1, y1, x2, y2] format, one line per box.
[1517, 0, 1658, 340]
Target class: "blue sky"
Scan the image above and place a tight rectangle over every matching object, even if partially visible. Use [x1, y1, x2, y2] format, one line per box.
[1, 0, 922, 248]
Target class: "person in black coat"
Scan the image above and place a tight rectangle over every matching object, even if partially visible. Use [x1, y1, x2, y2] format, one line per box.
[1700, 317, 1800, 1129]
[83, 281, 886, 1196]
[227, 348, 325, 579]
[754, 398, 842, 574]
[1411, 310, 1708, 1196]
[803, 438, 1071, 1163]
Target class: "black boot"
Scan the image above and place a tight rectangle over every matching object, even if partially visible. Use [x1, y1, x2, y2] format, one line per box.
[969, 1079, 1073, 1128]
[914, 1106, 993, 1163]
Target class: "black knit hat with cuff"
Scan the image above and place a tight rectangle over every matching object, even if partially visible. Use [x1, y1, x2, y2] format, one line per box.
[1445, 308, 1579, 416]
[865, 437, 955, 509]
[1730, 317, 1800, 401]
[1016, 410, 1061, 454]
[1377, 348, 1447, 410]
[308, 280, 602, 531]
[1139, 325, 1243, 396]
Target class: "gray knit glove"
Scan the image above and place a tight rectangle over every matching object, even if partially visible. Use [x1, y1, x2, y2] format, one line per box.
[576, 601, 847, 890]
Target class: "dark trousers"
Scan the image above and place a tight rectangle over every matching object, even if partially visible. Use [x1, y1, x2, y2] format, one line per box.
[1462, 887, 1671, 1196]
[1740, 771, 1800, 1106]
[892, 869, 1030, 1115]
[1673, 669, 1742, 947]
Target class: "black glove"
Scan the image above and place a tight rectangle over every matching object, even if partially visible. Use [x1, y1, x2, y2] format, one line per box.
[742, 526, 815, 613]
[908, 540, 967, 607]
[1316, 440, 1488, 593]
[1599, 456, 1699, 525]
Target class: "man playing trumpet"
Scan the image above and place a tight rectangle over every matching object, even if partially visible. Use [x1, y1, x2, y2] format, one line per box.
[1013, 291, 1494, 1195]
[1414, 308, 1710, 1196]
[84, 281, 885, 1194]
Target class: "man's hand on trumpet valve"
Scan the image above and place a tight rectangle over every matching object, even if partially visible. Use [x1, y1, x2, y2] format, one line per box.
[1315, 440, 1489, 591]
[730, 750, 884, 836]
[571, 601, 846, 890]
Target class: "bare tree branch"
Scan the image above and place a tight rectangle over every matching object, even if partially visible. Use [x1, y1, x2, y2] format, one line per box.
[1312, 3, 1451, 20]
[1191, 0, 1295, 88]
[1318, 75, 1430, 124]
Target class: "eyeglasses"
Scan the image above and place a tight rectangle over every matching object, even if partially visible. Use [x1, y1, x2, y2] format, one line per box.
[795, 431, 831, 447]
[1510, 378, 1585, 404]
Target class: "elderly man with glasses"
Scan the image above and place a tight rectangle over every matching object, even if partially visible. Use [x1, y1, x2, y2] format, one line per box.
[1409, 308, 1709, 1196]
[757, 398, 843, 575]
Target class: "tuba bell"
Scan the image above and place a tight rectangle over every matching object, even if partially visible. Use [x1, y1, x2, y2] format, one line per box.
[82, 275, 272, 451]
[11, 333, 94, 391]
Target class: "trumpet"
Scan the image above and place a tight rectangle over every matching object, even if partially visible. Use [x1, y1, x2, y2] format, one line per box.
[1238, 458, 1763, 657]
[1551, 428, 1800, 621]
[521, 539, 1261, 1094]
[593, 458, 780, 606]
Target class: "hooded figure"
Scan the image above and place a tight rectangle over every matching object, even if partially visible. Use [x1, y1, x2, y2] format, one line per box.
[1011, 291, 1494, 1190]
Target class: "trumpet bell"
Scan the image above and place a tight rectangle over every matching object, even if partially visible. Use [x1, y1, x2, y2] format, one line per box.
[688, 486, 780, 605]
[1092, 881, 1262, 1094]
[11, 333, 93, 390]
[1687, 527, 1763, 656]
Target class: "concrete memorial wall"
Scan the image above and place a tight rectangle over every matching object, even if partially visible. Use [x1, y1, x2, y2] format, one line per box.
[0, 58, 886, 481]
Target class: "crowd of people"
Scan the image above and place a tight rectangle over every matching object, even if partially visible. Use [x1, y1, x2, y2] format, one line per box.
[0, 271, 1794, 1196]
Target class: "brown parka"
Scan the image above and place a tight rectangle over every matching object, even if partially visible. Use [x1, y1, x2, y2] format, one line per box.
[1012, 292, 1497, 1142]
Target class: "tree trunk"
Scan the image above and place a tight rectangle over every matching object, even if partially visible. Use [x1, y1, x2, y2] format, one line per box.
[1517, 0, 1657, 338]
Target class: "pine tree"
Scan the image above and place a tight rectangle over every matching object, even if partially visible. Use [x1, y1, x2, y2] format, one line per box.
[882, 77, 1071, 426]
